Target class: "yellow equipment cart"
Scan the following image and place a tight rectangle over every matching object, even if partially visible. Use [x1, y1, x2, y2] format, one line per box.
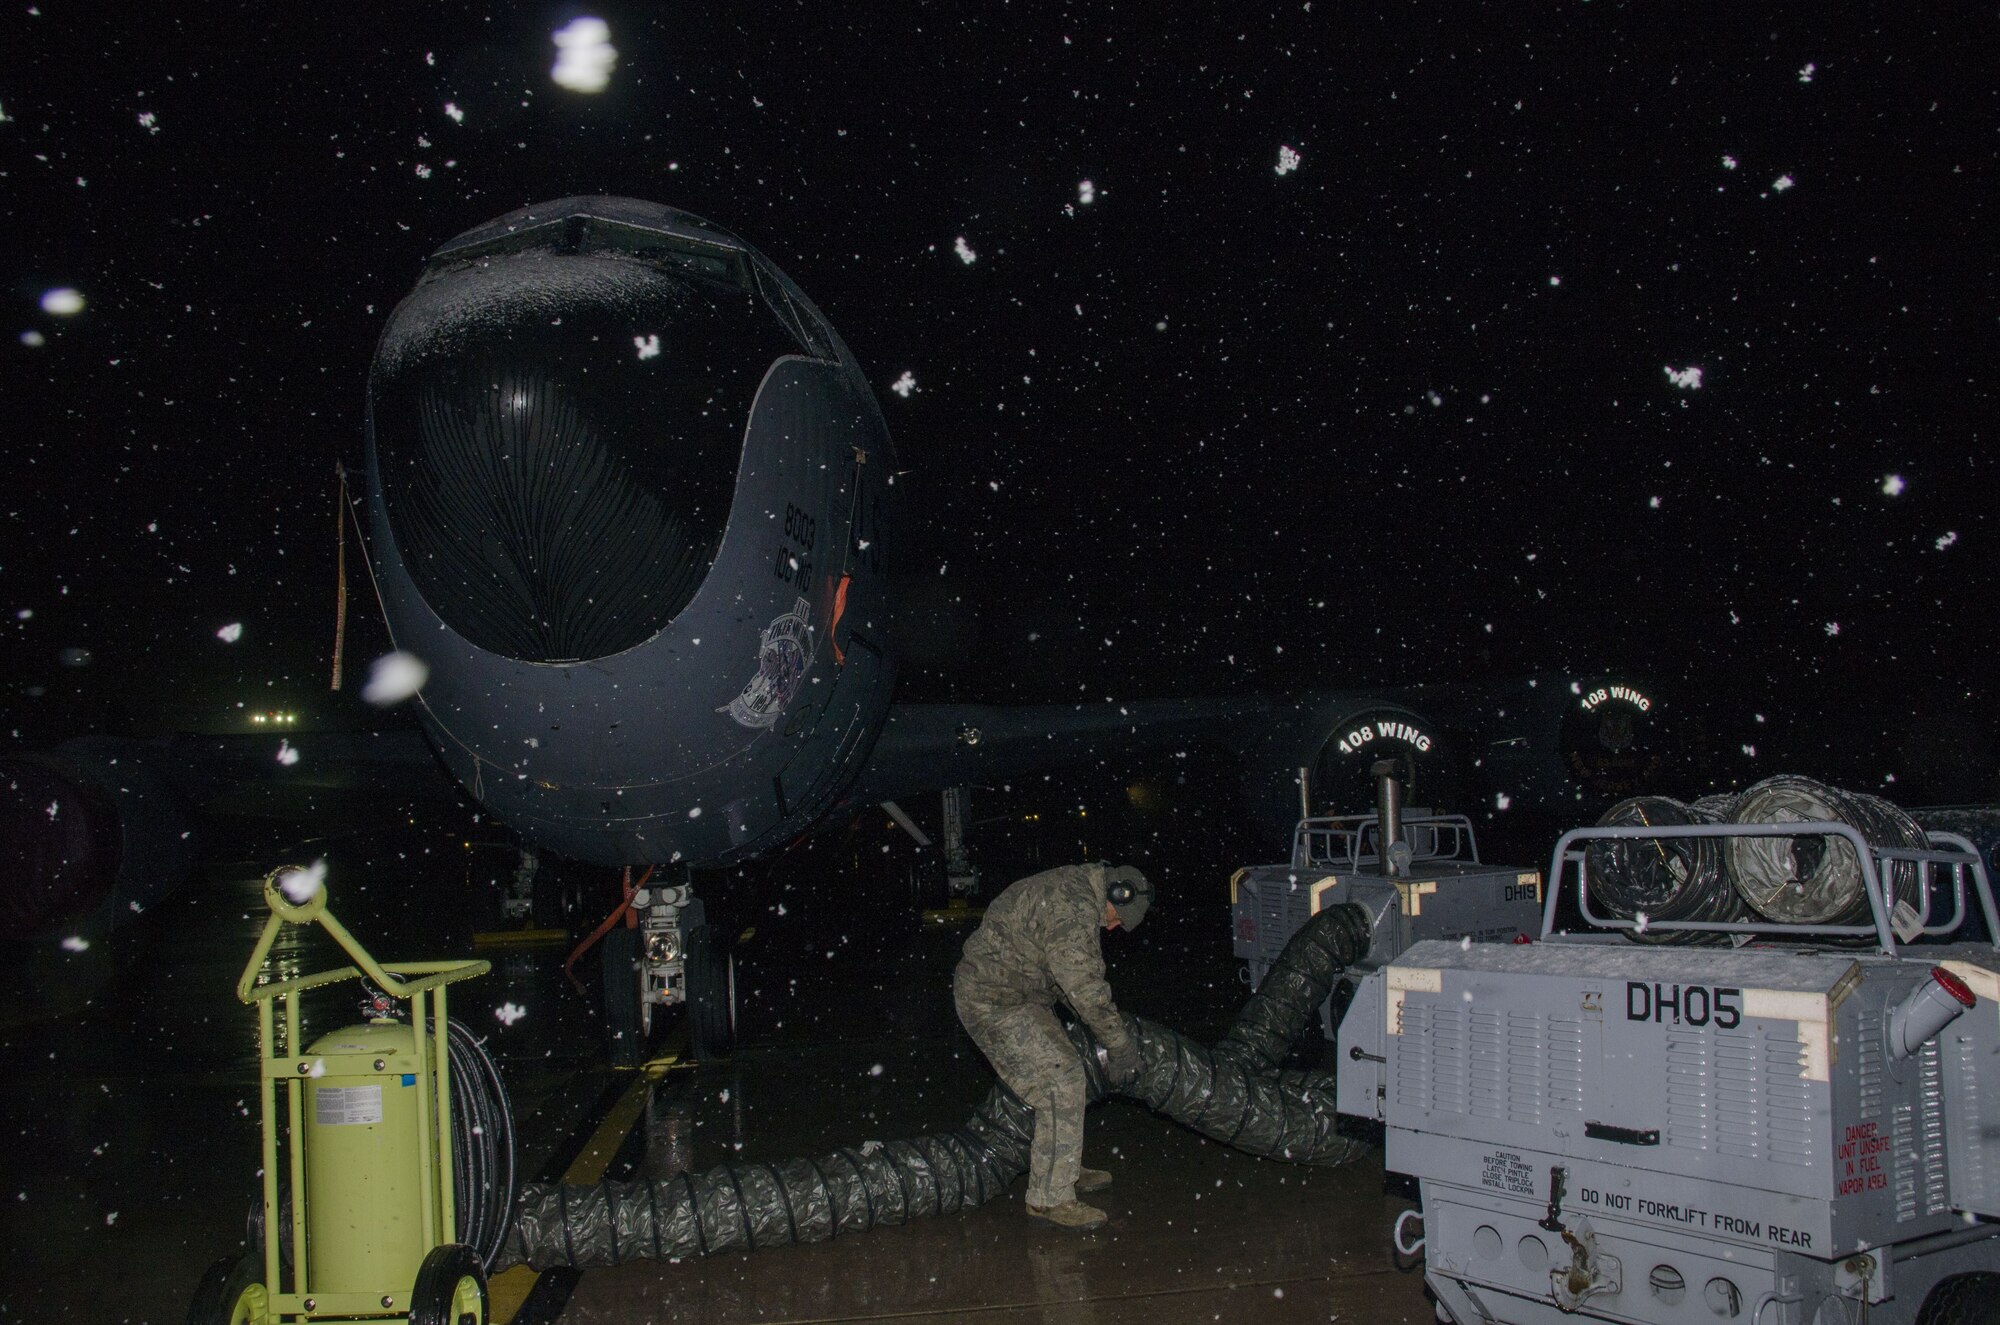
[188, 866, 493, 1324]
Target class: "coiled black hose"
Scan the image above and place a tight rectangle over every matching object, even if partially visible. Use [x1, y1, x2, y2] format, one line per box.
[443, 1020, 519, 1271]
[497, 907, 1375, 1271]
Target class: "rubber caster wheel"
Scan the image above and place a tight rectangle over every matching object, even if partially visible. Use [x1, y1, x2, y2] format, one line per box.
[185, 1251, 267, 1325]
[410, 1242, 488, 1325]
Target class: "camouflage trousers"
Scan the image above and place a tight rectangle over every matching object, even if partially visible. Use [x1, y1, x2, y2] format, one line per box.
[953, 976, 1086, 1208]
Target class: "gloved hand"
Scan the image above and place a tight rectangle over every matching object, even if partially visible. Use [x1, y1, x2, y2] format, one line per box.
[1105, 1040, 1142, 1090]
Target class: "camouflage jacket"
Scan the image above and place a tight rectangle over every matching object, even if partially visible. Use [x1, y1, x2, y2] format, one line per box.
[954, 864, 1136, 1060]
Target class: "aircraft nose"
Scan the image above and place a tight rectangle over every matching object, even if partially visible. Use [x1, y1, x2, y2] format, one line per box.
[367, 249, 790, 663]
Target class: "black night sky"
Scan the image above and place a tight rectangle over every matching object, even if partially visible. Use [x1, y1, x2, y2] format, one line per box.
[3, 3, 1994, 803]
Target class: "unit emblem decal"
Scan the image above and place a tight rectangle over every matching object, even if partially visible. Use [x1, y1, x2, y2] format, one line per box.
[721, 596, 814, 729]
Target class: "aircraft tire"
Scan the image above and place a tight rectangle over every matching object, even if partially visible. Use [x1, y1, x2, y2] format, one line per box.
[600, 925, 644, 1069]
[685, 924, 735, 1059]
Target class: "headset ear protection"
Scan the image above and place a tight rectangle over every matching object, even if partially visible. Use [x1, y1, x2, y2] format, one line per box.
[1108, 872, 1151, 907]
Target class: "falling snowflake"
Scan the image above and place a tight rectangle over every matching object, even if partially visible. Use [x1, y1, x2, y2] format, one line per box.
[217, 622, 244, 643]
[1665, 365, 1703, 390]
[40, 288, 85, 316]
[868, 1063, 884, 1077]
[551, 17, 617, 93]
[890, 370, 917, 398]
[61, 936, 89, 953]
[136, 111, 159, 134]
[634, 333, 661, 360]
[953, 236, 978, 264]
[1077, 179, 1096, 205]
[1771, 174, 1795, 192]
[275, 739, 301, 766]
[1274, 144, 1301, 176]
[1742, 744, 1757, 757]
[1549, 275, 1561, 287]
[495, 1002, 528, 1026]
[1798, 62, 1816, 83]
[688, 805, 703, 819]
[1649, 496, 1663, 509]
[46, 801, 58, 820]
[1936, 531, 1958, 551]
[1823, 621, 1840, 637]
[276, 859, 327, 903]
[1495, 793, 1512, 810]
[444, 102, 465, 123]
[360, 651, 429, 705]
[1721, 155, 1738, 170]
[1882, 474, 1905, 496]
[413, 163, 432, 179]
[20, 330, 45, 347]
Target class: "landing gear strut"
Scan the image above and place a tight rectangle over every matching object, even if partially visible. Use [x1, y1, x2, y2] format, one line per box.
[602, 873, 736, 1064]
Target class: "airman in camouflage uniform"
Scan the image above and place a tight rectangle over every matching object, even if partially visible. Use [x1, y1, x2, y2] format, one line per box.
[953, 862, 1152, 1231]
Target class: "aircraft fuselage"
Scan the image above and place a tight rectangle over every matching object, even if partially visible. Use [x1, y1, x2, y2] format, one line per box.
[365, 199, 896, 867]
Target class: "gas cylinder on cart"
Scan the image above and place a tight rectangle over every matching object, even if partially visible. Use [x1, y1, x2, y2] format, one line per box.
[301, 1019, 430, 1293]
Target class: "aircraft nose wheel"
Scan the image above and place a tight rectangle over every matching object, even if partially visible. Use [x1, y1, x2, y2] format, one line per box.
[685, 923, 737, 1059]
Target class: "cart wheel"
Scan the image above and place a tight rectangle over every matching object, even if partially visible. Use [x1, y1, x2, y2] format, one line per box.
[185, 1251, 267, 1325]
[410, 1242, 488, 1325]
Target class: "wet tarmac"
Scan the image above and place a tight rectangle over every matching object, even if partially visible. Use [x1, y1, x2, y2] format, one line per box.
[0, 829, 1431, 1323]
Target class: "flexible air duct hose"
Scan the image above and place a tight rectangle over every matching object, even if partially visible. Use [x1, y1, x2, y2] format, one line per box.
[1727, 775, 1927, 927]
[498, 905, 1373, 1270]
[1213, 902, 1372, 1074]
[1585, 794, 1749, 944]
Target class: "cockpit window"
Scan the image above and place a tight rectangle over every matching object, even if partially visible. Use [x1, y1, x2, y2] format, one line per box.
[426, 212, 838, 362]
[751, 261, 838, 362]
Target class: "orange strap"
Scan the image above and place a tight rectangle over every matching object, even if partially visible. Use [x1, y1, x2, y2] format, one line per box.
[828, 573, 851, 664]
[564, 865, 655, 994]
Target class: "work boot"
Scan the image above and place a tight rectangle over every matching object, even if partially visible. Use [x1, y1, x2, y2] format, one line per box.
[1075, 1167, 1112, 1194]
[1026, 1199, 1108, 1231]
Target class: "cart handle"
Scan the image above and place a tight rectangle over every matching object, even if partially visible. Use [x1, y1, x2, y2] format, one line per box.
[237, 867, 490, 1004]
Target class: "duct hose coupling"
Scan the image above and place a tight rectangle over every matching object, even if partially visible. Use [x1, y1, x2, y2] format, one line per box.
[1888, 967, 1977, 1060]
